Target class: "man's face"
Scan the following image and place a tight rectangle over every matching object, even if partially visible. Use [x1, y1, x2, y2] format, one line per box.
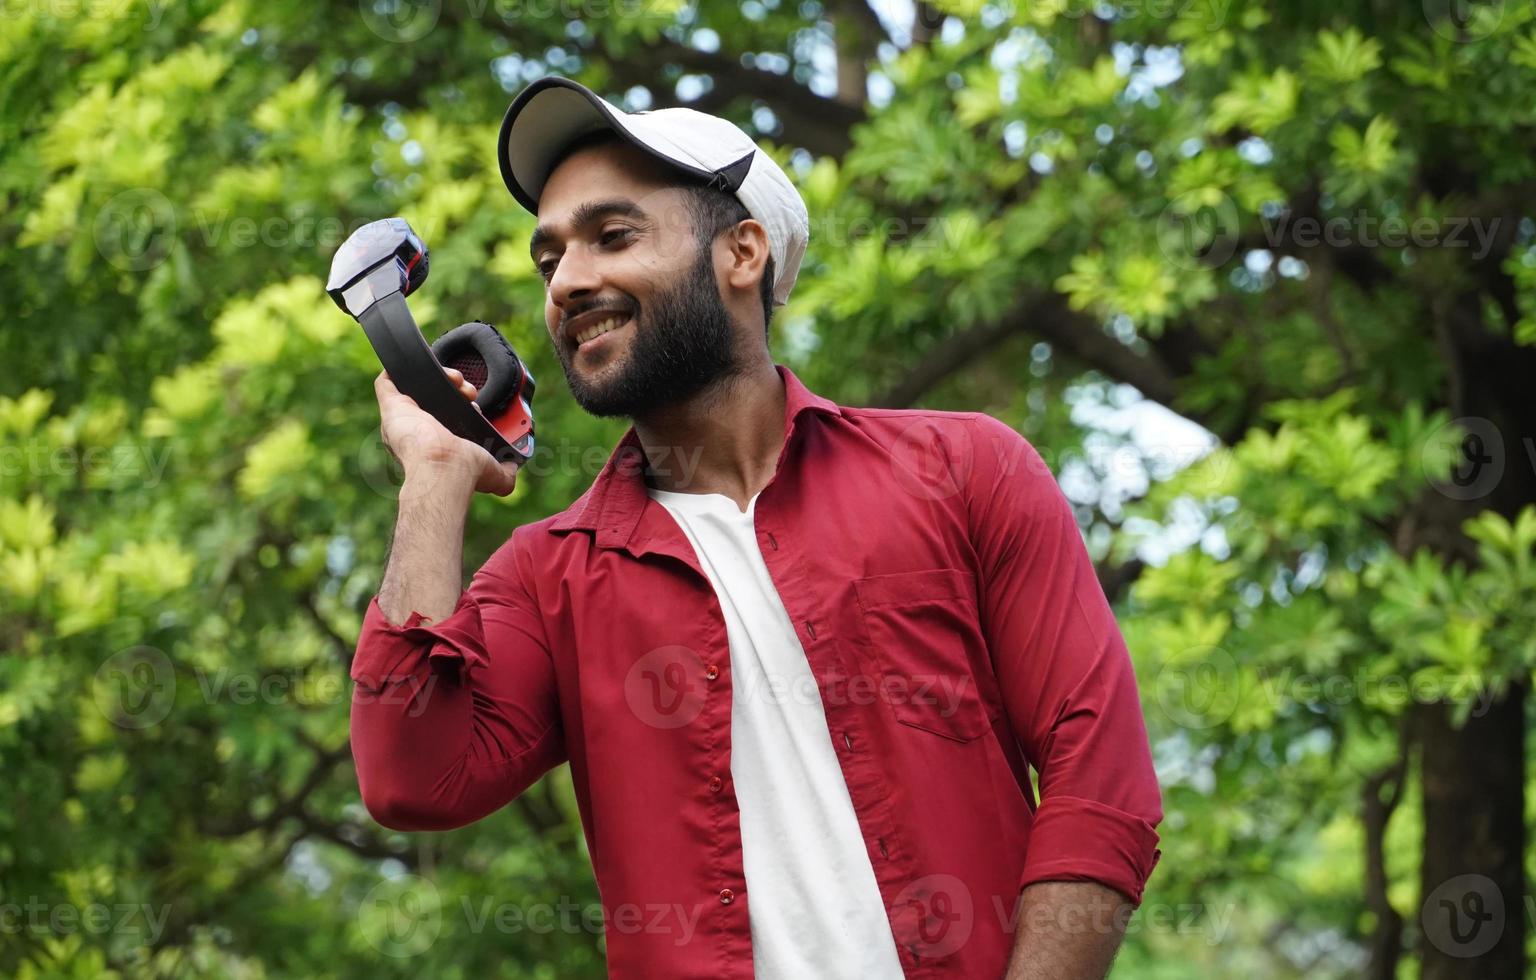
[532, 140, 740, 419]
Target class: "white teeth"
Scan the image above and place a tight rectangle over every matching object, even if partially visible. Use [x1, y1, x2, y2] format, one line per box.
[576, 316, 626, 345]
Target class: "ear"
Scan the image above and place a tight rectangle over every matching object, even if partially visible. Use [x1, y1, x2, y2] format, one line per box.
[721, 219, 771, 296]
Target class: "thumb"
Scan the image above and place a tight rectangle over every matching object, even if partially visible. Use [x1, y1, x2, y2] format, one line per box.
[486, 459, 519, 497]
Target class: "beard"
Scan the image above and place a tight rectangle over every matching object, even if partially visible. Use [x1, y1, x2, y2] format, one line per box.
[556, 240, 741, 419]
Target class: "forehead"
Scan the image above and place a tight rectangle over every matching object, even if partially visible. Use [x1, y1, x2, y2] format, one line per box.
[538, 140, 678, 219]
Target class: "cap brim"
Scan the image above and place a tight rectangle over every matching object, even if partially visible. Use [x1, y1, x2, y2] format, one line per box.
[498, 77, 720, 213]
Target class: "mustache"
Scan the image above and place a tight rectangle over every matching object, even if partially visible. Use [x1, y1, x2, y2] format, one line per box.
[561, 299, 636, 334]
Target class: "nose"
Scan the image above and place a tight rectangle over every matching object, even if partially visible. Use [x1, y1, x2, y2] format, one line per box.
[547, 243, 602, 322]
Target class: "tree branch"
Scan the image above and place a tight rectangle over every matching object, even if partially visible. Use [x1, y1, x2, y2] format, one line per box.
[908, 2, 945, 45]
[873, 290, 1184, 417]
[1362, 722, 1410, 979]
[602, 37, 863, 156]
[200, 737, 351, 837]
[828, 2, 878, 108]
[152, 825, 308, 953]
[870, 306, 1032, 408]
[299, 589, 354, 663]
[300, 810, 416, 864]
[1096, 557, 1146, 605]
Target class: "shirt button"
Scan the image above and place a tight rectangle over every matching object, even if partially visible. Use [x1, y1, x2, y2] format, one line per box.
[708, 775, 723, 793]
[705, 664, 719, 681]
[719, 888, 734, 905]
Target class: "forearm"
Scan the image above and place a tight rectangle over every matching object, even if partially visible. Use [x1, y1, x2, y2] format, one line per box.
[377, 468, 475, 624]
[353, 471, 533, 830]
[1002, 881, 1130, 980]
[351, 549, 566, 830]
[350, 623, 481, 831]
[355, 471, 485, 828]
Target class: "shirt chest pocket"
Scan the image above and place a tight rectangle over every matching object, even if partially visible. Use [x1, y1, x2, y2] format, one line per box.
[852, 568, 996, 742]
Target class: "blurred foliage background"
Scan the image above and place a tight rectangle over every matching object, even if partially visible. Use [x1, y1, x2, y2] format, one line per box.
[5, 0, 1536, 976]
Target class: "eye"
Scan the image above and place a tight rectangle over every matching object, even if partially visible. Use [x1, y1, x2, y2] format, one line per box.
[536, 256, 558, 281]
[599, 227, 633, 247]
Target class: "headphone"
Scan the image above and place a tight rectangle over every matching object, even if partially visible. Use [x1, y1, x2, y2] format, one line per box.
[326, 218, 536, 463]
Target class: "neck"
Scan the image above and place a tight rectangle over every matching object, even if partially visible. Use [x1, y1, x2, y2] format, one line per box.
[633, 358, 785, 507]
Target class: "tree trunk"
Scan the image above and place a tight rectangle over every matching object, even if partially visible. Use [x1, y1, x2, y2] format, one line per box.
[1417, 683, 1526, 979]
[1415, 267, 1536, 979]
[1364, 735, 1409, 980]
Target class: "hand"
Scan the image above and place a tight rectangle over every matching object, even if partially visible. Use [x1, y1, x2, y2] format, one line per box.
[374, 368, 521, 497]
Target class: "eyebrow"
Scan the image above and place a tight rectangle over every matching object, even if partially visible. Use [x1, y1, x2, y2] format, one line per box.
[529, 199, 649, 261]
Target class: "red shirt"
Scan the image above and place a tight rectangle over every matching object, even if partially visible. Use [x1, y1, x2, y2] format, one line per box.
[350, 364, 1162, 978]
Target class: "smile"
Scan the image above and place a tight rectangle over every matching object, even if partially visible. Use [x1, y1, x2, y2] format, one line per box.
[575, 315, 632, 350]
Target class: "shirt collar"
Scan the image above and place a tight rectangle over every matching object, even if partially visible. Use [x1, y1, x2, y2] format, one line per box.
[549, 364, 841, 545]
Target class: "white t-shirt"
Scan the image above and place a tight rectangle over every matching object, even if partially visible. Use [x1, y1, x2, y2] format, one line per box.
[646, 486, 906, 980]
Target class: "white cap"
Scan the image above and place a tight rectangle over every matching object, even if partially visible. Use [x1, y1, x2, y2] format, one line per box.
[498, 76, 809, 308]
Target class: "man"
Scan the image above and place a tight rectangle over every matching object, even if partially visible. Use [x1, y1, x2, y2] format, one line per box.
[350, 76, 1162, 979]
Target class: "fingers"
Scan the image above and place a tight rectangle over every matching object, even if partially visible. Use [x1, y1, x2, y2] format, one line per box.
[377, 369, 473, 419]
[374, 367, 517, 495]
[443, 367, 479, 403]
[381, 367, 476, 407]
[481, 458, 520, 497]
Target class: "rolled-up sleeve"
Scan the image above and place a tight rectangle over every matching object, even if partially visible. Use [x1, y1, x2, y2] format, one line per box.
[965, 414, 1162, 905]
[349, 527, 565, 833]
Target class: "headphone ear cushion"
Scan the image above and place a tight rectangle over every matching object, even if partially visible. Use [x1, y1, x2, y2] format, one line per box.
[430, 321, 521, 419]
